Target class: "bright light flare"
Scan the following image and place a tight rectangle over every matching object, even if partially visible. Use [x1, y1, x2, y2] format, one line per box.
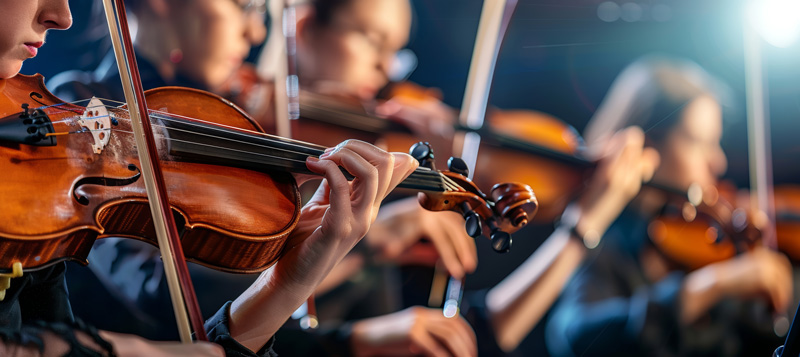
[748, 0, 800, 48]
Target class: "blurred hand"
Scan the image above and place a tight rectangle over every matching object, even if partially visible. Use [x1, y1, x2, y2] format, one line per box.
[351, 307, 477, 357]
[577, 126, 660, 239]
[376, 96, 455, 139]
[683, 246, 793, 323]
[366, 197, 477, 279]
[710, 247, 792, 311]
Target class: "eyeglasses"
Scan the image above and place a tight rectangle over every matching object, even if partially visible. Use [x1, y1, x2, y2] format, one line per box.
[232, 0, 267, 15]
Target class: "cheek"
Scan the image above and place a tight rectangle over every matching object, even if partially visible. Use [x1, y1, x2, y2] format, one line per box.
[0, 19, 22, 78]
[0, 42, 23, 79]
[178, 16, 238, 86]
[317, 37, 369, 83]
[669, 147, 714, 188]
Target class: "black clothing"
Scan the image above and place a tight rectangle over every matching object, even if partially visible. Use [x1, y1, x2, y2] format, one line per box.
[546, 209, 783, 357]
[0, 262, 275, 356]
[0, 264, 73, 331]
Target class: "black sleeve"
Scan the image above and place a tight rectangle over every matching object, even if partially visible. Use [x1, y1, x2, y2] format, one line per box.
[461, 289, 507, 356]
[205, 301, 277, 357]
[18, 262, 74, 325]
[545, 249, 684, 357]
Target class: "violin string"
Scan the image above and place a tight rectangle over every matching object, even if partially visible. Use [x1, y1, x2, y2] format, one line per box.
[44, 105, 331, 161]
[109, 128, 314, 165]
[40, 101, 374, 167]
[440, 175, 457, 191]
[37, 102, 446, 187]
[440, 174, 463, 192]
[108, 127, 445, 190]
[66, 125, 444, 186]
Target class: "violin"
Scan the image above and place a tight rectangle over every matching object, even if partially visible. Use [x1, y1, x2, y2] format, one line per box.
[648, 183, 800, 270]
[0, 73, 538, 274]
[646, 183, 761, 270]
[776, 185, 800, 261]
[224, 66, 447, 163]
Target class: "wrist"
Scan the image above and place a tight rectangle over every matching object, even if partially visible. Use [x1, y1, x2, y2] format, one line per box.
[559, 204, 604, 249]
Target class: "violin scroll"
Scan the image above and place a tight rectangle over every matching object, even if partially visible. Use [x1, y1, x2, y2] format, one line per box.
[411, 142, 538, 253]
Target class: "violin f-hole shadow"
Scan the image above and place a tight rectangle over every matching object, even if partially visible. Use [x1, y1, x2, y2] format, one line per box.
[72, 164, 141, 205]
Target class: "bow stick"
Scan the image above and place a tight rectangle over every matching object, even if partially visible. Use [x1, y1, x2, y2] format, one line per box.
[101, 0, 207, 342]
[438, 0, 520, 318]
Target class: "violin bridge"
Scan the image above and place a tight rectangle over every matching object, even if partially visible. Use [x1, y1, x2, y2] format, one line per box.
[78, 97, 112, 154]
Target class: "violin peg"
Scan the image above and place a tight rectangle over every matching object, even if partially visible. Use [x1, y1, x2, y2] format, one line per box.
[490, 230, 512, 253]
[459, 202, 482, 238]
[447, 157, 469, 177]
[409, 142, 435, 169]
[464, 211, 482, 238]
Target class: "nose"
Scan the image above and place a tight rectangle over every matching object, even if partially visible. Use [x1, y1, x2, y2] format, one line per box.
[39, 0, 73, 31]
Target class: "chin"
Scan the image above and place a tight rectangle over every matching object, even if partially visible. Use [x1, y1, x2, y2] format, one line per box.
[0, 61, 23, 80]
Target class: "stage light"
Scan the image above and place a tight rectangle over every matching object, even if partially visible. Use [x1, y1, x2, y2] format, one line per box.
[748, 0, 800, 48]
[597, 2, 621, 23]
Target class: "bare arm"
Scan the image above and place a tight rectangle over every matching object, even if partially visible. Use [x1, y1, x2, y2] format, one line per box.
[486, 127, 660, 351]
[487, 227, 586, 351]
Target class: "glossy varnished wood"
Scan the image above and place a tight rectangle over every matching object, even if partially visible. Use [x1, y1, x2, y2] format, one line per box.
[0, 75, 300, 273]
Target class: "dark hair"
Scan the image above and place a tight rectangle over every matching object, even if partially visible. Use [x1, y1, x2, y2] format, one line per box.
[311, 0, 353, 26]
[584, 55, 731, 147]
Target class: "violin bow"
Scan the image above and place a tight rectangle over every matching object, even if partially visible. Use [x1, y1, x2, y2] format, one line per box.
[269, 0, 319, 329]
[743, 21, 777, 250]
[742, 15, 792, 353]
[262, 0, 297, 138]
[435, 0, 520, 318]
[100, 0, 207, 342]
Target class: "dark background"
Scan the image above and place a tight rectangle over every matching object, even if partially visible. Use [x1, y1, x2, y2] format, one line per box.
[24, 0, 800, 187]
[23, 1, 800, 354]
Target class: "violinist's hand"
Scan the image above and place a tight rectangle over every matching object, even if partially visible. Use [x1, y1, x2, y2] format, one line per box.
[365, 197, 477, 279]
[229, 140, 417, 352]
[277, 140, 418, 287]
[350, 307, 478, 357]
[576, 127, 660, 240]
[682, 246, 793, 324]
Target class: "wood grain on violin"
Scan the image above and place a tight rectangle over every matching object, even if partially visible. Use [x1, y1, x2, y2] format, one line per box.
[0, 74, 537, 274]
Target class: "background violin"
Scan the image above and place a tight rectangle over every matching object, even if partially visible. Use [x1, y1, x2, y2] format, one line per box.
[0, 73, 538, 275]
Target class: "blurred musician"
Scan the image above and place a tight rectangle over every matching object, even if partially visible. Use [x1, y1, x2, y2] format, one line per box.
[545, 56, 793, 357]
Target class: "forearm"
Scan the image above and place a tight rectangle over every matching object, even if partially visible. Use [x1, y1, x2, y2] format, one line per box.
[486, 228, 586, 351]
[228, 248, 343, 352]
[228, 267, 308, 352]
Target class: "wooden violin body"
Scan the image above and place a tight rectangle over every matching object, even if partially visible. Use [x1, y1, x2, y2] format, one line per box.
[0, 74, 537, 274]
[0, 74, 300, 273]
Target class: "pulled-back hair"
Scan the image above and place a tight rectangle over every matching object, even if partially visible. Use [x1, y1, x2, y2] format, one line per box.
[584, 55, 731, 147]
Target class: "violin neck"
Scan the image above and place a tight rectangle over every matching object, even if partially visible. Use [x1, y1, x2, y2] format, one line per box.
[162, 116, 445, 192]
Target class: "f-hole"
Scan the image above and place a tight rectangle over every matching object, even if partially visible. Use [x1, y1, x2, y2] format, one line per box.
[73, 164, 141, 205]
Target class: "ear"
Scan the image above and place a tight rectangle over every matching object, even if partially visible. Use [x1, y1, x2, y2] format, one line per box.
[143, 0, 170, 18]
